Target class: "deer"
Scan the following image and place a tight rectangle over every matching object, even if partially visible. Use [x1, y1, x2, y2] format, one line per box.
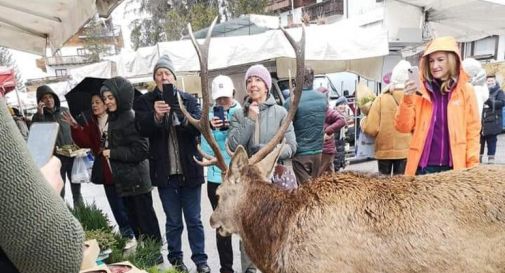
[178, 18, 505, 273]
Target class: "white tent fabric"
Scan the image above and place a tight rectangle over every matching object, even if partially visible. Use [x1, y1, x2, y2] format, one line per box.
[393, 0, 505, 42]
[109, 21, 389, 81]
[0, 0, 123, 55]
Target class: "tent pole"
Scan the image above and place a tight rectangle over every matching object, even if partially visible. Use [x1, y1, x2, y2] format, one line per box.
[14, 88, 25, 117]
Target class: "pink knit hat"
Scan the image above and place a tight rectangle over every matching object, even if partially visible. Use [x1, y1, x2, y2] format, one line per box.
[244, 64, 272, 91]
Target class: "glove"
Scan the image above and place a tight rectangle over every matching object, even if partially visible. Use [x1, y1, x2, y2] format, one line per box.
[249, 144, 265, 155]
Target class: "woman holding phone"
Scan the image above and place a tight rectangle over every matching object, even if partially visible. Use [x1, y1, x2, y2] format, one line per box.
[200, 75, 241, 273]
[62, 94, 136, 249]
[394, 36, 481, 176]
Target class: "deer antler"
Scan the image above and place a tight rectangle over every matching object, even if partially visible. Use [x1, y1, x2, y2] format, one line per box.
[248, 25, 306, 165]
[177, 17, 228, 172]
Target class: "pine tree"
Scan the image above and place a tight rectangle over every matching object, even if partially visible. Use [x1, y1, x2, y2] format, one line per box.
[127, 0, 268, 49]
[0, 47, 26, 93]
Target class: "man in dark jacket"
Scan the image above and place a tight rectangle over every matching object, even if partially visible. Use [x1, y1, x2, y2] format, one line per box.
[100, 77, 163, 264]
[480, 75, 505, 164]
[32, 85, 83, 205]
[134, 55, 210, 273]
[284, 67, 328, 184]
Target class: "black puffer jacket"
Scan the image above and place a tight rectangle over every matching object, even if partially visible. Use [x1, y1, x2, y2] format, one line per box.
[133, 87, 204, 188]
[101, 77, 152, 197]
[482, 84, 505, 136]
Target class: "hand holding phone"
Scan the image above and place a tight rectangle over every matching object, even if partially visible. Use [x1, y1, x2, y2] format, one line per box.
[162, 83, 177, 106]
[27, 122, 59, 168]
[213, 106, 228, 130]
[406, 66, 421, 95]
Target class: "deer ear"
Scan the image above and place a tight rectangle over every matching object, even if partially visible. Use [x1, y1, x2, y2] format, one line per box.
[227, 145, 249, 183]
[254, 142, 283, 180]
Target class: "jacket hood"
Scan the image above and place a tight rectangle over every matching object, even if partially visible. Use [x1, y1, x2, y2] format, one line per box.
[101, 77, 134, 113]
[36, 85, 60, 108]
[462, 58, 486, 86]
[419, 36, 468, 96]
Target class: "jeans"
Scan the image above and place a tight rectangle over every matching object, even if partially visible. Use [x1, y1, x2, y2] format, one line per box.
[123, 192, 162, 243]
[103, 184, 134, 239]
[292, 153, 322, 184]
[416, 165, 451, 175]
[480, 134, 498, 156]
[377, 159, 407, 176]
[208, 182, 234, 273]
[57, 155, 82, 206]
[158, 176, 208, 266]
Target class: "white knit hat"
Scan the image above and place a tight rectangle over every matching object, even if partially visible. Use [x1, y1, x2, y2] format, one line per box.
[390, 60, 412, 89]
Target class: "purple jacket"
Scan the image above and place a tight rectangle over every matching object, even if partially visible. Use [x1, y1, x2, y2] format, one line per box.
[322, 108, 346, 154]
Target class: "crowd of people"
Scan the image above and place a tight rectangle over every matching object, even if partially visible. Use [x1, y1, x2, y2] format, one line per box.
[1, 35, 504, 273]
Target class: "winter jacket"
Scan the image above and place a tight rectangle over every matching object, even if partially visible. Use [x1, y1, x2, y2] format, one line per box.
[228, 95, 297, 159]
[322, 108, 346, 155]
[32, 88, 74, 149]
[481, 84, 505, 136]
[284, 88, 327, 155]
[395, 37, 481, 176]
[0, 95, 83, 273]
[201, 101, 242, 183]
[70, 116, 113, 185]
[362, 89, 411, 160]
[102, 77, 152, 196]
[134, 87, 204, 188]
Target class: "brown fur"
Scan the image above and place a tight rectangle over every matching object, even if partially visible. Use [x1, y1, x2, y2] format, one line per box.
[210, 163, 505, 273]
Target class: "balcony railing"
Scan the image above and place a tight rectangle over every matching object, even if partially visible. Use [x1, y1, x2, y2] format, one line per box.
[78, 26, 122, 39]
[45, 55, 95, 66]
[303, 0, 343, 21]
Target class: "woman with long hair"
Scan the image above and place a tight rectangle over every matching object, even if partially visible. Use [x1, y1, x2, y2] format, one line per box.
[395, 36, 481, 176]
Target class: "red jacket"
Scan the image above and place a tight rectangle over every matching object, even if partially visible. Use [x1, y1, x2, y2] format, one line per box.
[71, 118, 113, 184]
[322, 108, 346, 154]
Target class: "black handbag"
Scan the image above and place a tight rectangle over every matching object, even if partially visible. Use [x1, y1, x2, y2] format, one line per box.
[90, 155, 104, 185]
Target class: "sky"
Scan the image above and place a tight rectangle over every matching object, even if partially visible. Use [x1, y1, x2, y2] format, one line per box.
[10, 0, 134, 81]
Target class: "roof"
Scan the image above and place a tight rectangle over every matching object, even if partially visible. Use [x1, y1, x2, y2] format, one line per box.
[0, 0, 124, 55]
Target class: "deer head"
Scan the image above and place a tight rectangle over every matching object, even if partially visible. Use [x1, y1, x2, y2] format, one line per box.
[179, 18, 305, 235]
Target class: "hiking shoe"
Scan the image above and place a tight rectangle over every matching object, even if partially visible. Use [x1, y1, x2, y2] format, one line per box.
[197, 264, 211, 273]
[172, 260, 189, 273]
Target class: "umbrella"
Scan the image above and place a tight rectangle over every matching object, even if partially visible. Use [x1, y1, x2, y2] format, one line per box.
[65, 77, 143, 123]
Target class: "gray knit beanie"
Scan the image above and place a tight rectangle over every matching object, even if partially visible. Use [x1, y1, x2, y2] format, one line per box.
[153, 55, 176, 80]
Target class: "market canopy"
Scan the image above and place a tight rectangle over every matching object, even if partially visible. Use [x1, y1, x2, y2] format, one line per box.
[109, 20, 389, 81]
[0, 0, 123, 55]
[393, 0, 505, 42]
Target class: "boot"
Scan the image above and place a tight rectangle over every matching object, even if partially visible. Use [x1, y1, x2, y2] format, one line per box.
[488, 155, 495, 164]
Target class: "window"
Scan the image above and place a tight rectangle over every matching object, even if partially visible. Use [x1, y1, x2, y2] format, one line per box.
[55, 69, 67, 77]
[77, 48, 88, 56]
[462, 36, 498, 60]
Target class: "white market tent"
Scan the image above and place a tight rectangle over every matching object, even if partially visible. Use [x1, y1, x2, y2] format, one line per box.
[109, 20, 389, 83]
[0, 0, 124, 55]
[388, 0, 505, 42]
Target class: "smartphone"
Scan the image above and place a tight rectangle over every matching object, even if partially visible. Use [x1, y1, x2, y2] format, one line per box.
[27, 122, 59, 168]
[408, 66, 421, 91]
[162, 83, 177, 106]
[213, 106, 225, 122]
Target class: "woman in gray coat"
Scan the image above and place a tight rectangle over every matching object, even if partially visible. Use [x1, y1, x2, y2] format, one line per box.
[227, 64, 296, 273]
[228, 64, 296, 160]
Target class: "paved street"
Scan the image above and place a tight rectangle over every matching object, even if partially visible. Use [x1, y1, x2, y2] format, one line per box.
[67, 134, 505, 273]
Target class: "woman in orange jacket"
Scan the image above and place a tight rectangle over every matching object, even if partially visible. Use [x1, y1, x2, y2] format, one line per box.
[394, 36, 481, 176]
